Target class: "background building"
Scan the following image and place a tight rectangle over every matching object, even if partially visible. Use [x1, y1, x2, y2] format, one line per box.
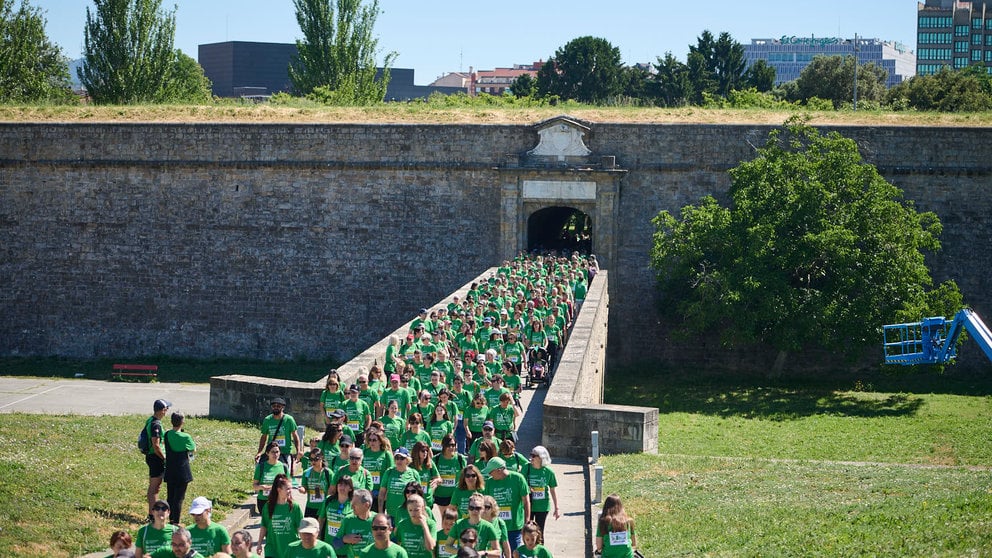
[744, 36, 916, 87]
[917, 0, 992, 75]
[198, 41, 463, 100]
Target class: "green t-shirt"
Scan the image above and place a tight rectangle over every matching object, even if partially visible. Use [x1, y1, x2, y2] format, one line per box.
[522, 464, 558, 513]
[320, 498, 353, 540]
[394, 516, 437, 558]
[489, 404, 515, 433]
[483, 387, 510, 410]
[261, 413, 299, 456]
[484, 471, 529, 531]
[188, 521, 232, 556]
[597, 521, 635, 558]
[284, 539, 336, 558]
[135, 523, 177, 556]
[448, 518, 500, 553]
[343, 399, 372, 433]
[433, 453, 466, 498]
[149, 548, 204, 558]
[337, 513, 374, 558]
[380, 415, 406, 450]
[468, 436, 502, 461]
[360, 449, 393, 491]
[302, 466, 333, 510]
[517, 543, 553, 557]
[381, 467, 422, 516]
[254, 460, 291, 502]
[358, 542, 409, 557]
[321, 390, 346, 420]
[261, 501, 303, 558]
[427, 420, 453, 452]
[464, 405, 490, 433]
[332, 464, 373, 493]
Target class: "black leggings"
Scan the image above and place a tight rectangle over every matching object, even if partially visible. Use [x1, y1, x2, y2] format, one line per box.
[166, 480, 189, 524]
[531, 510, 549, 535]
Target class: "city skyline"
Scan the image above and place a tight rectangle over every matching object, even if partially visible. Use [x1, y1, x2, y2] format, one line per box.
[34, 0, 915, 86]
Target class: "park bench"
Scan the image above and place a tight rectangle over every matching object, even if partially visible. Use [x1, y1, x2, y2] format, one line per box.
[111, 363, 158, 381]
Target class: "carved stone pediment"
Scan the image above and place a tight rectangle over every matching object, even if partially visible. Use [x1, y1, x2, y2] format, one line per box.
[527, 116, 592, 162]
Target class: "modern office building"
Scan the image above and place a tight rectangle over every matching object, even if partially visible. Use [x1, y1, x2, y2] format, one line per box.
[743, 36, 916, 87]
[917, 0, 992, 75]
[197, 41, 463, 100]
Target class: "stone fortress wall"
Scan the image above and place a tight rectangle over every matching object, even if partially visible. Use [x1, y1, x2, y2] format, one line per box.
[1, 120, 990, 370]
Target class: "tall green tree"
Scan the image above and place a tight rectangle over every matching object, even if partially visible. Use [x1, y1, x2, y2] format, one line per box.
[650, 117, 960, 367]
[886, 66, 992, 111]
[687, 30, 747, 99]
[652, 52, 692, 106]
[0, 0, 74, 103]
[161, 49, 211, 103]
[289, 0, 396, 104]
[78, 0, 179, 104]
[744, 59, 776, 92]
[535, 36, 624, 103]
[791, 55, 888, 108]
[509, 73, 535, 98]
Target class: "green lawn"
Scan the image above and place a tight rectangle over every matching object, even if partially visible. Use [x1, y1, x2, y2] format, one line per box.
[0, 414, 320, 558]
[601, 367, 992, 557]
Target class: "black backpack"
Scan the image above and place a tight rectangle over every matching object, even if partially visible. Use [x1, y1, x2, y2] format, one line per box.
[138, 418, 158, 453]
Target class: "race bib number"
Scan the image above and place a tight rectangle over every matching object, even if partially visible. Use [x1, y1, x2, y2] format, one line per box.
[310, 493, 324, 503]
[609, 531, 630, 546]
[275, 436, 286, 447]
[372, 474, 381, 485]
[432, 439, 442, 451]
[509, 356, 518, 363]
[530, 486, 546, 500]
[327, 518, 342, 537]
[347, 420, 360, 431]
[498, 507, 511, 521]
[441, 474, 456, 487]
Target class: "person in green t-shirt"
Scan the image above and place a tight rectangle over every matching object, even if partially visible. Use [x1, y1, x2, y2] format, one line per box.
[394, 494, 436, 558]
[259, 474, 304, 558]
[444, 493, 500, 556]
[301, 448, 333, 519]
[320, 374, 346, 429]
[521, 446, 559, 536]
[514, 522, 553, 558]
[595, 494, 636, 558]
[187, 496, 232, 556]
[256, 397, 302, 471]
[360, 513, 409, 557]
[148, 527, 205, 558]
[286, 517, 335, 558]
[135, 500, 177, 557]
[254, 442, 291, 513]
[481, 457, 530, 551]
[378, 447, 421, 517]
[334, 489, 374, 558]
[231, 529, 263, 558]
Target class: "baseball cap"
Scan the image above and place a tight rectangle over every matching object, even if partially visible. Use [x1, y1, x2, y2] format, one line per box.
[153, 399, 171, 411]
[270, 397, 286, 406]
[298, 517, 320, 535]
[483, 420, 495, 430]
[481, 457, 507, 475]
[394, 446, 410, 458]
[189, 496, 211, 515]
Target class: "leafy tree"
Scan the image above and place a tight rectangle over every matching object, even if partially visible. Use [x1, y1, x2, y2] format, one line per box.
[886, 66, 992, 111]
[78, 0, 178, 104]
[650, 117, 959, 368]
[0, 0, 74, 103]
[652, 52, 692, 107]
[620, 64, 652, 100]
[791, 55, 888, 108]
[535, 36, 624, 103]
[509, 73, 535, 98]
[161, 49, 211, 103]
[744, 59, 776, 92]
[289, 0, 396, 104]
[687, 30, 746, 99]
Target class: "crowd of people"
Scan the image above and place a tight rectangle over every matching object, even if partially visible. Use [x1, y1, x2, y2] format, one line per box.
[120, 253, 637, 558]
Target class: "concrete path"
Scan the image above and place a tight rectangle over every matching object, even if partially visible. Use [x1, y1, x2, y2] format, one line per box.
[0, 376, 590, 557]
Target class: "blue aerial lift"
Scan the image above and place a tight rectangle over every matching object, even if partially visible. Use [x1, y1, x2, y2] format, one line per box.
[883, 308, 992, 366]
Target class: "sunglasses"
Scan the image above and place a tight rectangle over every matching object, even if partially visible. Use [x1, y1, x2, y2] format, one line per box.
[464, 473, 477, 478]
[468, 505, 483, 511]
[349, 456, 362, 461]
[484, 505, 494, 510]
[461, 538, 477, 544]
[372, 525, 389, 531]
[152, 505, 169, 511]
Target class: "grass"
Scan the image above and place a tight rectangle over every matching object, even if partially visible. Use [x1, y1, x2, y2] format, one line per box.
[600, 366, 992, 556]
[0, 414, 323, 558]
[0, 356, 339, 383]
[5, 102, 992, 127]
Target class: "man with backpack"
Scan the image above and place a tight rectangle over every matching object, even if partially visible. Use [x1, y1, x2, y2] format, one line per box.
[142, 399, 171, 521]
[255, 396, 303, 475]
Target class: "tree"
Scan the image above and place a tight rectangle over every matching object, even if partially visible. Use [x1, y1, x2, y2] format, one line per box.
[687, 30, 747, 99]
[535, 36, 624, 103]
[78, 0, 179, 104]
[161, 49, 211, 103]
[886, 66, 992, 112]
[0, 0, 74, 103]
[744, 59, 776, 92]
[652, 52, 692, 106]
[509, 73, 535, 98]
[791, 55, 888, 108]
[289, 0, 396, 104]
[650, 117, 960, 367]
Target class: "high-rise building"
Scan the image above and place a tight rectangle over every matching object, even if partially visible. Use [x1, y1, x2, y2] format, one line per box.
[744, 36, 915, 88]
[917, 0, 992, 75]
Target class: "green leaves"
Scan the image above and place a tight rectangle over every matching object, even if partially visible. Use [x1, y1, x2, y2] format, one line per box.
[0, 0, 74, 104]
[535, 36, 624, 104]
[651, 117, 961, 357]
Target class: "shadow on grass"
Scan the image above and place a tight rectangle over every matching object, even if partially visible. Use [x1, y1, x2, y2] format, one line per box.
[606, 364, 992, 420]
[74, 504, 145, 525]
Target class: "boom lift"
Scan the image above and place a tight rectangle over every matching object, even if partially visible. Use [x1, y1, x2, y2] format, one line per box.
[883, 308, 992, 366]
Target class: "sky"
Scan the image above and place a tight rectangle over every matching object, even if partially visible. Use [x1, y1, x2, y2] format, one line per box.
[33, 0, 917, 86]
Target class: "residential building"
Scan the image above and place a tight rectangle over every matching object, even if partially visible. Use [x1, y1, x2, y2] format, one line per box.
[469, 62, 543, 96]
[917, 0, 992, 75]
[743, 36, 916, 87]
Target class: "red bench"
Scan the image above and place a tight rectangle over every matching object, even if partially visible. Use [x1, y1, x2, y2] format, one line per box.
[111, 363, 159, 381]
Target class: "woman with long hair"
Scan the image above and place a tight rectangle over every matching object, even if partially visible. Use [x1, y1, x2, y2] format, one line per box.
[320, 371, 346, 428]
[401, 412, 432, 450]
[320, 475, 354, 545]
[253, 441, 290, 514]
[360, 429, 393, 511]
[258, 474, 303, 558]
[449, 464, 486, 519]
[428, 401, 454, 454]
[410, 441, 441, 510]
[480, 494, 512, 558]
[514, 521, 553, 558]
[595, 493, 636, 558]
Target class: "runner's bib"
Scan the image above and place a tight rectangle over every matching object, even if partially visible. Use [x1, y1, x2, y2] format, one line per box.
[530, 486, 546, 500]
[609, 530, 630, 546]
[498, 506, 511, 521]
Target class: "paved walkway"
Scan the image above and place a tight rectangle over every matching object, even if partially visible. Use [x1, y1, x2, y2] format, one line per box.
[0, 376, 590, 557]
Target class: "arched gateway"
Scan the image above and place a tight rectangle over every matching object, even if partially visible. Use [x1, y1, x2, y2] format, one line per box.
[498, 116, 625, 267]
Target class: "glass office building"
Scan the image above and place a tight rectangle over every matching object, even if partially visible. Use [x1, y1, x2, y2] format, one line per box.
[743, 36, 916, 87]
[917, 0, 992, 75]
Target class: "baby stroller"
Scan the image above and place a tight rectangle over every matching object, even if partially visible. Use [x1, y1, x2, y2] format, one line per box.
[527, 346, 551, 388]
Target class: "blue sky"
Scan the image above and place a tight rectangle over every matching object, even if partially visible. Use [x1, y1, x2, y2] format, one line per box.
[34, 0, 916, 85]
